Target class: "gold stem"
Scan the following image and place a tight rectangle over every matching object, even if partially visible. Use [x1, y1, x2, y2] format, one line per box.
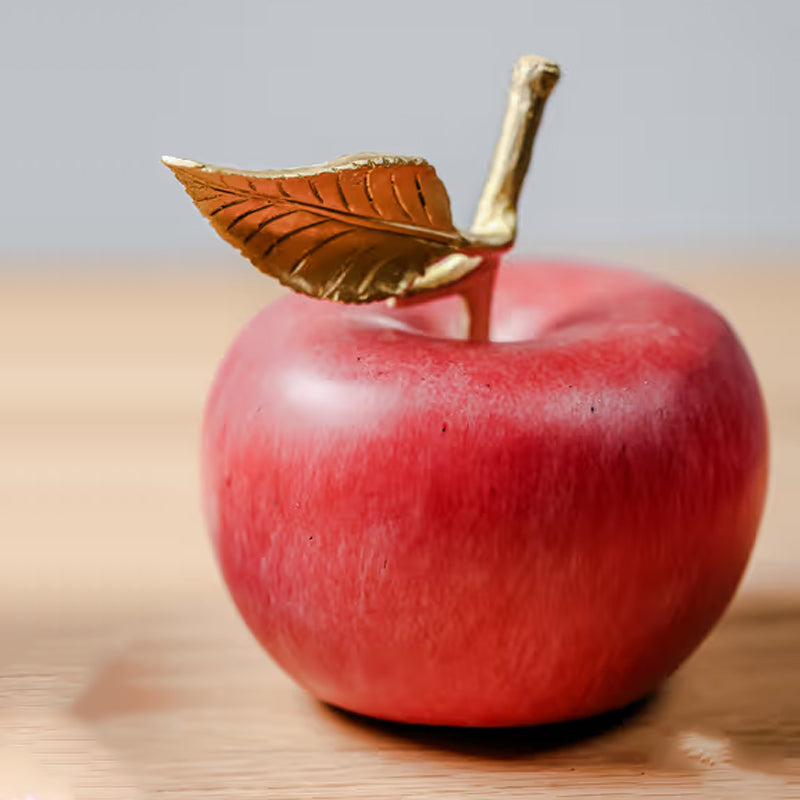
[470, 55, 560, 247]
[396, 55, 560, 342]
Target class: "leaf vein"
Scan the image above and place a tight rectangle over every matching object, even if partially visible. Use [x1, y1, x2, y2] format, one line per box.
[364, 172, 378, 214]
[261, 219, 333, 261]
[209, 198, 248, 217]
[309, 180, 324, 204]
[389, 173, 414, 222]
[227, 204, 270, 232]
[414, 173, 433, 225]
[289, 229, 357, 276]
[322, 244, 378, 299]
[356, 254, 396, 294]
[242, 208, 300, 244]
[334, 173, 350, 211]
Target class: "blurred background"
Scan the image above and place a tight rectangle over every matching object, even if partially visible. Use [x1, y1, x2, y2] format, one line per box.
[1, 0, 798, 261]
[1, 1, 798, 793]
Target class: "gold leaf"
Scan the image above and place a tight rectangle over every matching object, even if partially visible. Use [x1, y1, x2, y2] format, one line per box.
[162, 153, 476, 303]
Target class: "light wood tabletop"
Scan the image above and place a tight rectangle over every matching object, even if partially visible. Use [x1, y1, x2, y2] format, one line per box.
[1, 260, 797, 797]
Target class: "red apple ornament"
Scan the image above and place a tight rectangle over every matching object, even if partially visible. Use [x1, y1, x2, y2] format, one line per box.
[165, 56, 768, 726]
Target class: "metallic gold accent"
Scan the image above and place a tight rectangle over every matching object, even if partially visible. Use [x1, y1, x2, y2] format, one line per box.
[395, 55, 560, 297]
[163, 153, 475, 303]
[470, 55, 560, 246]
[163, 54, 559, 304]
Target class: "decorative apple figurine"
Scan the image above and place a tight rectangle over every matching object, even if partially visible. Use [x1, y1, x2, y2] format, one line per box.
[164, 55, 768, 727]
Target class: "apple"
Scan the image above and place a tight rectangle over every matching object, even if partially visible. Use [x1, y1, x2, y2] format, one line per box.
[163, 53, 768, 726]
[201, 258, 768, 727]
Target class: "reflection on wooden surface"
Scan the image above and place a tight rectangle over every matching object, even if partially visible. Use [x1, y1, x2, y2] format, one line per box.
[0, 264, 797, 797]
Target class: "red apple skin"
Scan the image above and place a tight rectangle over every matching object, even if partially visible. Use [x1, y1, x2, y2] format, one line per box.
[202, 260, 768, 727]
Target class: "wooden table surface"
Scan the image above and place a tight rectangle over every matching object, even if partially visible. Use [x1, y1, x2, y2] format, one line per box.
[1, 261, 798, 798]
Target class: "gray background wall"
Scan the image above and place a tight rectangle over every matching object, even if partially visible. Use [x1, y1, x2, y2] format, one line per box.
[1, 0, 798, 263]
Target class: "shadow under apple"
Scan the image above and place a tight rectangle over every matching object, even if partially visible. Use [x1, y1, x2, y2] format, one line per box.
[317, 590, 799, 775]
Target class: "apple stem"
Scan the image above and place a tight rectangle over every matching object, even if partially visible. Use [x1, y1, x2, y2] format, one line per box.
[457, 55, 559, 341]
[397, 55, 559, 341]
[460, 258, 499, 342]
[470, 55, 560, 248]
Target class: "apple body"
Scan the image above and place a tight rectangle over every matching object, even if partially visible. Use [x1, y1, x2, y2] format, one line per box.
[202, 260, 768, 727]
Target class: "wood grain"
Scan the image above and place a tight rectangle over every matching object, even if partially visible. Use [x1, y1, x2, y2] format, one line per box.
[0, 262, 797, 797]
